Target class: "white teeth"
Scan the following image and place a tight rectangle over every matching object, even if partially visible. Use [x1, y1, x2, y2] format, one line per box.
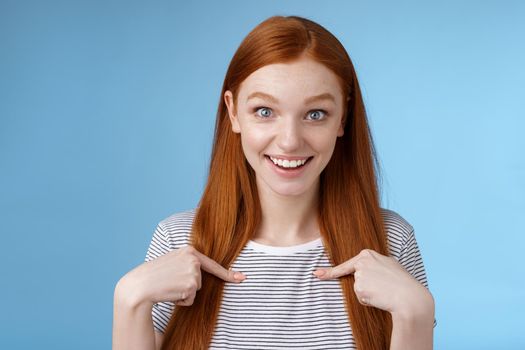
[269, 156, 308, 168]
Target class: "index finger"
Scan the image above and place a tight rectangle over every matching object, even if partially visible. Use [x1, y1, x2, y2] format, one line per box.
[315, 255, 359, 279]
[193, 249, 246, 283]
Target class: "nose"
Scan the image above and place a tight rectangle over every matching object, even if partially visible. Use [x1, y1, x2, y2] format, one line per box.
[276, 117, 303, 152]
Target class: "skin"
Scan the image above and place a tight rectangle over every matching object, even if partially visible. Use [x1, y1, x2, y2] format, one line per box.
[313, 248, 434, 318]
[113, 56, 433, 350]
[224, 55, 347, 246]
[113, 246, 246, 350]
[224, 55, 434, 348]
[313, 249, 434, 350]
[118, 246, 246, 309]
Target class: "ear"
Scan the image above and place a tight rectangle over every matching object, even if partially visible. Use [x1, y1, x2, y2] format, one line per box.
[337, 120, 345, 137]
[224, 90, 241, 133]
[337, 113, 347, 137]
[338, 96, 350, 137]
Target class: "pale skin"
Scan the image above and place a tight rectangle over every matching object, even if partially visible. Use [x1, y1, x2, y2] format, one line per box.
[224, 55, 435, 349]
[112, 55, 434, 350]
[314, 249, 435, 349]
[224, 55, 346, 246]
[112, 246, 245, 350]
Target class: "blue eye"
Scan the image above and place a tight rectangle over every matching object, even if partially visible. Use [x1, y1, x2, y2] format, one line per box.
[307, 110, 327, 121]
[254, 107, 272, 118]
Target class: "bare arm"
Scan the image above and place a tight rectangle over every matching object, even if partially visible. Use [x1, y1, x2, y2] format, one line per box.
[112, 277, 157, 350]
[112, 246, 245, 350]
[154, 331, 164, 350]
[390, 292, 435, 350]
[314, 249, 435, 349]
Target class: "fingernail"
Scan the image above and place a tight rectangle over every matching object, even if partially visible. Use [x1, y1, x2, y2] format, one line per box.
[313, 270, 326, 277]
[233, 272, 246, 280]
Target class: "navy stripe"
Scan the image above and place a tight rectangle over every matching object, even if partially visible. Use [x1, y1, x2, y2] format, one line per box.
[144, 208, 436, 348]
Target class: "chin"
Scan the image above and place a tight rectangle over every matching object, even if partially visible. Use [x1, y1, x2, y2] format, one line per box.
[269, 183, 310, 197]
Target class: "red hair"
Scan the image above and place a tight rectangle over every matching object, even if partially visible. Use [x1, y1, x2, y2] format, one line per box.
[161, 15, 391, 349]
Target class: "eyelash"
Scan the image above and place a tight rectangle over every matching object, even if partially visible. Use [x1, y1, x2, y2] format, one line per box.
[252, 106, 328, 121]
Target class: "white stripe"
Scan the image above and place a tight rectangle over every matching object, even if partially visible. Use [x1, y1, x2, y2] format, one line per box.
[144, 208, 436, 348]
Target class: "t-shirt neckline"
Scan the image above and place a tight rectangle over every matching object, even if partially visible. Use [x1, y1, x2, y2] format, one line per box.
[246, 236, 323, 255]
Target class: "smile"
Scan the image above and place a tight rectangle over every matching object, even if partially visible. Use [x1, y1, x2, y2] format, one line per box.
[264, 155, 313, 174]
[268, 156, 309, 168]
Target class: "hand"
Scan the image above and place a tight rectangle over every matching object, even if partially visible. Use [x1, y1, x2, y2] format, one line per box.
[313, 249, 432, 317]
[120, 245, 246, 307]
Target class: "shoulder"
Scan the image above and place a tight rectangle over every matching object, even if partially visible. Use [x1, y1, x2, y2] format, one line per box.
[380, 207, 414, 236]
[379, 208, 415, 258]
[380, 208, 434, 315]
[156, 208, 197, 249]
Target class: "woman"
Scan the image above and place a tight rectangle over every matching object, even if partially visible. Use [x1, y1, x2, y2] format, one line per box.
[113, 15, 436, 350]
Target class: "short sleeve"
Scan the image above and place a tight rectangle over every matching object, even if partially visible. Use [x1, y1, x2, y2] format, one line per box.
[144, 222, 176, 334]
[398, 229, 437, 329]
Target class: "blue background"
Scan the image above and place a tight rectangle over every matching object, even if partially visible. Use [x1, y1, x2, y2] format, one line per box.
[1, 0, 523, 349]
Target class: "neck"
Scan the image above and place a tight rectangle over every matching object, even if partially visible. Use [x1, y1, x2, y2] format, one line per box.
[253, 177, 320, 246]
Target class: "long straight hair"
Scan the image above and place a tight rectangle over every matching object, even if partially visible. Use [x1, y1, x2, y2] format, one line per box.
[161, 15, 392, 350]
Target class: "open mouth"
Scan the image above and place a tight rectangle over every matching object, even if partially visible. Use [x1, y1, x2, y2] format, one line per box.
[264, 155, 314, 170]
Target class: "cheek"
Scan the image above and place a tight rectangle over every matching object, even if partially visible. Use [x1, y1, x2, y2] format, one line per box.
[305, 128, 339, 154]
[240, 127, 270, 156]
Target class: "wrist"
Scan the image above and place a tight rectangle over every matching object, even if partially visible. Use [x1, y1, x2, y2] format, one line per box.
[390, 295, 434, 350]
[391, 289, 435, 325]
[115, 274, 154, 310]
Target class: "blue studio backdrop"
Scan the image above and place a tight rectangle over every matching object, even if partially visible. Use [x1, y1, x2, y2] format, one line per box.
[1, 0, 524, 349]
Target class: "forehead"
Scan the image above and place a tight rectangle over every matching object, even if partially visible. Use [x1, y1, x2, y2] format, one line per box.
[237, 57, 343, 101]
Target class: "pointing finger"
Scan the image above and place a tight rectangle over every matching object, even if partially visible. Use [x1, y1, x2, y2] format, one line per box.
[192, 249, 246, 283]
[314, 255, 359, 279]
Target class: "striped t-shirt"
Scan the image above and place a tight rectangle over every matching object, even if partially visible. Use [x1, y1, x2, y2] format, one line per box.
[144, 208, 436, 349]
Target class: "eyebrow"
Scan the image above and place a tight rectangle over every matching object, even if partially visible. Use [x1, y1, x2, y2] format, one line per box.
[246, 91, 336, 104]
